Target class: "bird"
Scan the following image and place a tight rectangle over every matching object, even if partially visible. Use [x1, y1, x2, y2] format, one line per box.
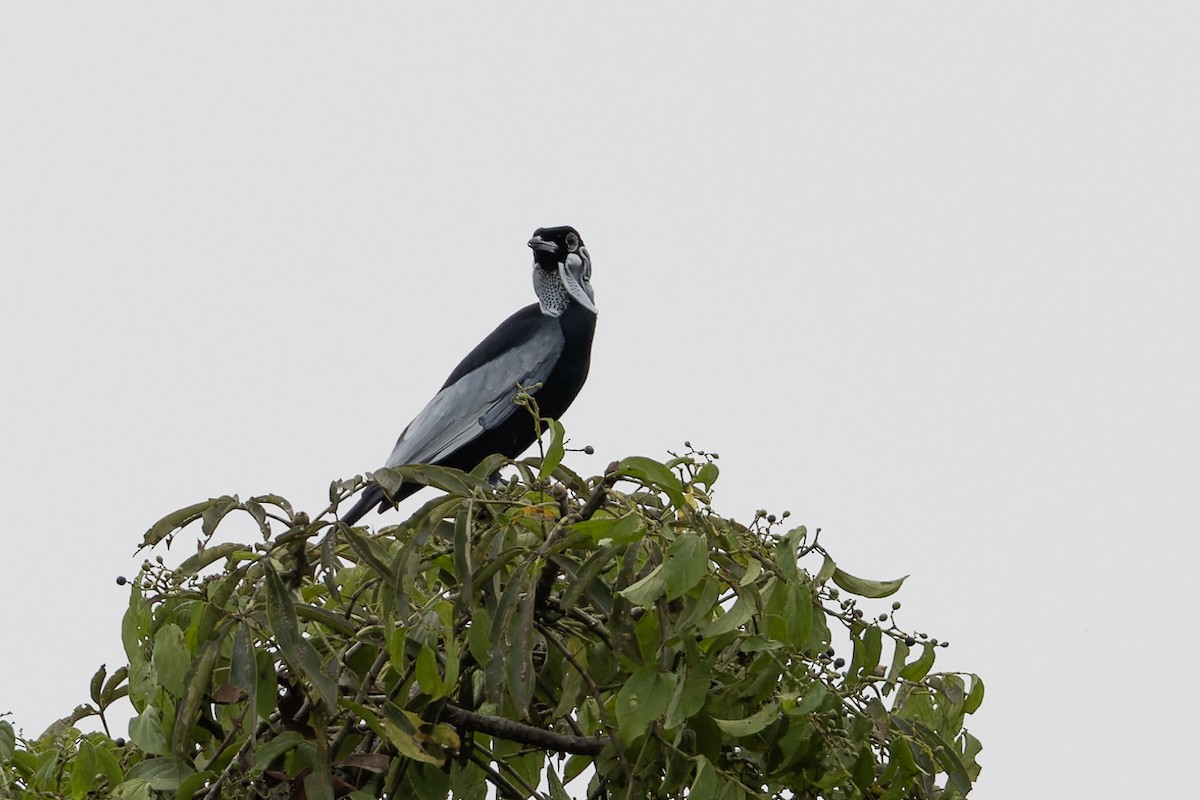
[338, 225, 598, 526]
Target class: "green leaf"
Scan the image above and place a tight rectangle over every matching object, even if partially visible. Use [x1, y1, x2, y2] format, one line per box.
[141, 499, 218, 547]
[121, 581, 148, 671]
[850, 744, 875, 794]
[912, 721, 972, 795]
[572, 512, 643, 545]
[89, 664, 107, 707]
[617, 456, 686, 508]
[251, 731, 307, 773]
[558, 543, 620, 614]
[964, 675, 986, 714]
[129, 706, 170, 756]
[815, 553, 837, 584]
[177, 542, 252, 576]
[618, 564, 665, 607]
[697, 591, 755, 638]
[665, 663, 710, 728]
[466, 608, 491, 667]
[831, 568, 907, 599]
[340, 525, 399, 593]
[563, 753, 590, 783]
[373, 463, 487, 500]
[539, 418, 566, 479]
[0, 720, 14, 762]
[665, 532, 708, 600]
[200, 496, 240, 537]
[615, 667, 675, 742]
[152, 624, 190, 698]
[886, 640, 910, 687]
[712, 701, 780, 737]
[387, 625, 410, 674]
[93, 744, 125, 788]
[546, 766, 572, 800]
[672, 576, 722, 635]
[861, 626, 883, 678]
[452, 504, 474, 618]
[264, 563, 339, 707]
[294, 604, 359, 638]
[415, 642, 445, 698]
[506, 574, 537, 712]
[380, 706, 444, 765]
[175, 771, 217, 800]
[102, 665, 129, 707]
[69, 740, 98, 800]
[786, 683, 830, 717]
[111, 779, 154, 800]
[125, 757, 195, 792]
[490, 564, 535, 711]
[230, 623, 257, 712]
[691, 755, 717, 800]
[694, 462, 719, 489]
[172, 637, 221, 756]
[899, 642, 937, 681]
[775, 527, 805, 581]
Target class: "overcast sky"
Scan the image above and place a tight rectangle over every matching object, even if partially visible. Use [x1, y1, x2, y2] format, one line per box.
[2, 4, 1198, 798]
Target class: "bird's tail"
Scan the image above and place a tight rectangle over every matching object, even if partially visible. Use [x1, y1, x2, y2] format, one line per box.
[338, 483, 386, 526]
[336, 479, 423, 526]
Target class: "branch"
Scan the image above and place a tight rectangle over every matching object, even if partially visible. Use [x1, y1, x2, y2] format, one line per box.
[535, 466, 620, 609]
[438, 703, 604, 756]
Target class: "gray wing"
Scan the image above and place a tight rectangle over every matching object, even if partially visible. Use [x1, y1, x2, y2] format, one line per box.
[383, 324, 565, 468]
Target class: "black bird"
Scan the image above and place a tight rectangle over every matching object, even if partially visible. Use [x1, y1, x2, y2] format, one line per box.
[339, 226, 598, 525]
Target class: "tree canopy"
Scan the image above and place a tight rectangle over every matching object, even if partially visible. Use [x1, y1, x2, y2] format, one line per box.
[0, 428, 983, 799]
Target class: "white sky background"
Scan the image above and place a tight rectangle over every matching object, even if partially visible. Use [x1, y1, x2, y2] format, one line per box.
[2, 3, 1197, 797]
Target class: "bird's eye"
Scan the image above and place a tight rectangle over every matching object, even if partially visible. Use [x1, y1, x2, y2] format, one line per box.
[565, 232, 579, 252]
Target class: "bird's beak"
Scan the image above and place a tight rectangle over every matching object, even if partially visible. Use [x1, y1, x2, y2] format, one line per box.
[528, 235, 557, 253]
[560, 255, 598, 314]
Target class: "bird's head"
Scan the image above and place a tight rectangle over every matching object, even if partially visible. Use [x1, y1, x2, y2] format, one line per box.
[528, 226, 597, 317]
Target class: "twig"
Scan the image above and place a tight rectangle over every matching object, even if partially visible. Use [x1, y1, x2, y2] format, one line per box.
[534, 469, 620, 609]
[200, 720, 269, 800]
[438, 703, 603, 756]
[330, 648, 390, 758]
[200, 700, 253, 777]
[469, 749, 535, 800]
